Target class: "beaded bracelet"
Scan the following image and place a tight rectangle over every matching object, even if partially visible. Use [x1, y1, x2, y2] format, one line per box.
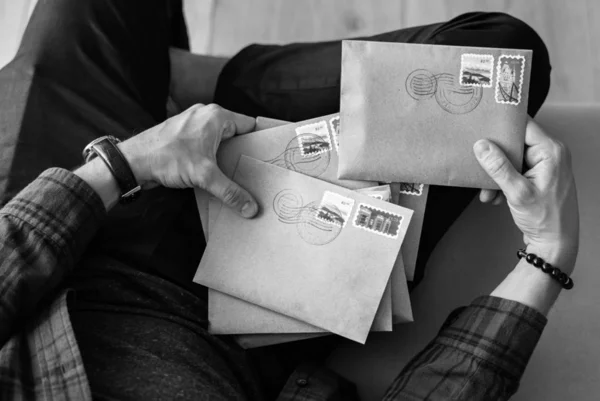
[517, 249, 574, 290]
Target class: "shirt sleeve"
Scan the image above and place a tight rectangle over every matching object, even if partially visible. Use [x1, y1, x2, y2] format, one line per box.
[0, 168, 105, 347]
[382, 295, 548, 401]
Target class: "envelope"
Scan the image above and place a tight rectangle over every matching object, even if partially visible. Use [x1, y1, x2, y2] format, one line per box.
[208, 184, 404, 336]
[337, 41, 532, 189]
[209, 279, 392, 334]
[201, 121, 413, 341]
[201, 115, 384, 341]
[390, 183, 430, 281]
[235, 333, 327, 349]
[194, 156, 413, 343]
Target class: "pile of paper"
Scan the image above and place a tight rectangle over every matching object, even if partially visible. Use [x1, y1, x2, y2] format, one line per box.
[193, 42, 532, 347]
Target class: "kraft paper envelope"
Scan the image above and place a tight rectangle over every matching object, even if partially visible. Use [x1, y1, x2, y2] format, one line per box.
[233, 255, 410, 349]
[194, 156, 413, 343]
[337, 41, 532, 189]
[255, 116, 290, 130]
[209, 279, 392, 334]
[207, 187, 395, 338]
[202, 115, 387, 339]
[235, 333, 326, 349]
[208, 184, 411, 337]
[390, 183, 430, 281]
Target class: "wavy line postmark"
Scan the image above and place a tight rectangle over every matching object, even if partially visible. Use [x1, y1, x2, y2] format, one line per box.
[405, 68, 482, 114]
[295, 120, 332, 157]
[265, 134, 331, 178]
[273, 189, 342, 245]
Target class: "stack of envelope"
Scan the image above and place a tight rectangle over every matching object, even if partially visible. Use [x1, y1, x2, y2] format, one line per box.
[193, 41, 532, 347]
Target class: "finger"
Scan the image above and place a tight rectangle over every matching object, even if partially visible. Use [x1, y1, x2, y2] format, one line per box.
[216, 108, 255, 139]
[525, 117, 554, 147]
[492, 193, 505, 206]
[204, 166, 258, 218]
[473, 139, 533, 205]
[228, 111, 255, 135]
[479, 189, 498, 203]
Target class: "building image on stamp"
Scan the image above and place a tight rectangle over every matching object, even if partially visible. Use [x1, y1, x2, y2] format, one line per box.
[460, 54, 494, 87]
[353, 204, 402, 238]
[295, 120, 332, 157]
[399, 182, 424, 196]
[495, 55, 525, 105]
[316, 191, 355, 227]
[329, 116, 340, 151]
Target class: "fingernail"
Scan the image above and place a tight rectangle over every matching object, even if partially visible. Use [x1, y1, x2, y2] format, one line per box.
[474, 141, 491, 159]
[241, 201, 257, 218]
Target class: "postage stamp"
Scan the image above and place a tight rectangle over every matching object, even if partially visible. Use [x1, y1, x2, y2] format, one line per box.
[329, 116, 340, 151]
[316, 191, 355, 227]
[295, 120, 332, 157]
[353, 203, 403, 239]
[460, 53, 494, 87]
[495, 55, 525, 105]
[398, 183, 424, 196]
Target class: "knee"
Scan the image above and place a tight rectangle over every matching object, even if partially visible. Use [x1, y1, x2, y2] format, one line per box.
[16, 0, 98, 68]
[445, 12, 550, 115]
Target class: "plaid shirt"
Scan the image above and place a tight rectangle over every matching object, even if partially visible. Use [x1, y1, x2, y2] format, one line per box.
[0, 168, 547, 401]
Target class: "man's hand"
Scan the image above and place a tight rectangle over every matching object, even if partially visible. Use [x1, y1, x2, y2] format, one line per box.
[120, 104, 258, 218]
[473, 118, 579, 273]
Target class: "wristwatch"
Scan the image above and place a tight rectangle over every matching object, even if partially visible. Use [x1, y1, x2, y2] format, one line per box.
[82, 136, 142, 204]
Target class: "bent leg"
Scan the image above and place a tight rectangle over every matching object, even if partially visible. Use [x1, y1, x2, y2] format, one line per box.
[214, 12, 551, 288]
[0, 0, 205, 287]
[0, 0, 187, 201]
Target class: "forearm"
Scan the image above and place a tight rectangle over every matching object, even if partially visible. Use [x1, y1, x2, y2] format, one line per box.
[383, 249, 566, 400]
[382, 295, 547, 401]
[0, 169, 105, 346]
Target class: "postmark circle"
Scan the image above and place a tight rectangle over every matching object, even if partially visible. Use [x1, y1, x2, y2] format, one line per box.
[434, 73, 482, 114]
[297, 202, 341, 246]
[285, 134, 330, 177]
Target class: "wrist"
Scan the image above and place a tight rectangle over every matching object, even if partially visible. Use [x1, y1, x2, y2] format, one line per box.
[525, 241, 577, 275]
[118, 139, 151, 188]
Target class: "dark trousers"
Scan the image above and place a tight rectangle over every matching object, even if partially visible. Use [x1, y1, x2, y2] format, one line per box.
[0, 1, 550, 398]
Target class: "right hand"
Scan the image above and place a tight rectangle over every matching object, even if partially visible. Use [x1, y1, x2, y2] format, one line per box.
[120, 104, 259, 218]
[473, 118, 579, 273]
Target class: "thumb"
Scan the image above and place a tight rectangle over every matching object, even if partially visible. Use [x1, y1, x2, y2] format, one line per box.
[473, 140, 531, 201]
[205, 168, 258, 218]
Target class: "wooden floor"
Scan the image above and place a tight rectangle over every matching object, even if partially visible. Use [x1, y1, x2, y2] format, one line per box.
[1, 0, 599, 103]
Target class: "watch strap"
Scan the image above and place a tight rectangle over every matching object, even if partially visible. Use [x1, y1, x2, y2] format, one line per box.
[87, 137, 141, 204]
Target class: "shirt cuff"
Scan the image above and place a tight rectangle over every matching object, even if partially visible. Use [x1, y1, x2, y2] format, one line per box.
[0, 168, 106, 264]
[435, 295, 548, 381]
